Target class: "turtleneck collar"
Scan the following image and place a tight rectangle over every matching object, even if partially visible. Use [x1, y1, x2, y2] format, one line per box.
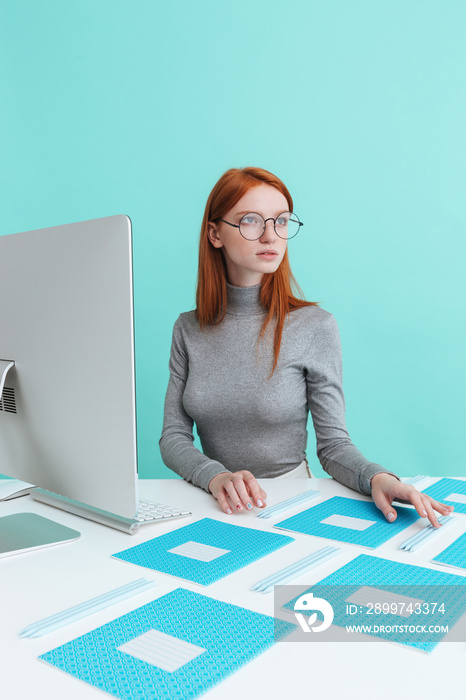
[225, 282, 266, 316]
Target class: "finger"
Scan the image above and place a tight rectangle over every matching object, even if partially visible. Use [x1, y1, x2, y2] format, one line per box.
[402, 489, 432, 519]
[407, 488, 454, 518]
[243, 474, 267, 508]
[223, 492, 241, 514]
[232, 478, 255, 510]
[407, 492, 443, 528]
[234, 471, 262, 508]
[411, 493, 447, 528]
[214, 489, 233, 515]
[246, 481, 267, 504]
[422, 497, 442, 528]
[391, 486, 443, 524]
[224, 481, 245, 512]
[254, 480, 267, 503]
[427, 498, 454, 516]
[234, 471, 267, 506]
[250, 485, 267, 505]
[371, 491, 398, 523]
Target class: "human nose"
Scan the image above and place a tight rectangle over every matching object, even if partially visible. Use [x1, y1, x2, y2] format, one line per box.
[259, 218, 278, 242]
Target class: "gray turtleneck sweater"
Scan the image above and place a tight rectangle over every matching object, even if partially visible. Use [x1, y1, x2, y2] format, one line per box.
[159, 283, 400, 495]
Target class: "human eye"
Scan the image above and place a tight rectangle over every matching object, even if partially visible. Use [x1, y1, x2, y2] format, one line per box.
[276, 213, 290, 227]
[242, 213, 261, 225]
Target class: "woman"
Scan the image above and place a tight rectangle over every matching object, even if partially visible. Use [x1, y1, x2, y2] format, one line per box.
[160, 167, 453, 527]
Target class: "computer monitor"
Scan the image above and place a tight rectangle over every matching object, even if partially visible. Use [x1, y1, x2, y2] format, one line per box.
[0, 215, 140, 535]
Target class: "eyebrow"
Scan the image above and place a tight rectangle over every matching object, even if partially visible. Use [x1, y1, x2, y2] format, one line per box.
[234, 209, 287, 217]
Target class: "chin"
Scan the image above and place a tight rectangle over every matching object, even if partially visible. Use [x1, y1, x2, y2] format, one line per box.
[258, 258, 282, 271]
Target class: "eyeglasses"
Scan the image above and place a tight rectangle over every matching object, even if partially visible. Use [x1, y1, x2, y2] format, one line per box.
[219, 211, 303, 241]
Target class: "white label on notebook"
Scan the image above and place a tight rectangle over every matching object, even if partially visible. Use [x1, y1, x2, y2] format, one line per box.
[118, 629, 206, 672]
[167, 541, 230, 562]
[345, 586, 425, 618]
[321, 514, 376, 530]
[444, 492, 466, 505]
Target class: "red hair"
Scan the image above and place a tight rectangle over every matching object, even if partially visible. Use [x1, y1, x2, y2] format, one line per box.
[196, 167, 318, 375]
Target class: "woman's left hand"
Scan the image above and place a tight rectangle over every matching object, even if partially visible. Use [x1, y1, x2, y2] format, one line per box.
[370, 473, 454, 528]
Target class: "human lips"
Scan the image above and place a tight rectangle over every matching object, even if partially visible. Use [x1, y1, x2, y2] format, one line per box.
[256, 250, 278, 257]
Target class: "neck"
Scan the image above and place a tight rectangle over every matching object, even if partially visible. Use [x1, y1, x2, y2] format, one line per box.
[225, 281, 265, 316]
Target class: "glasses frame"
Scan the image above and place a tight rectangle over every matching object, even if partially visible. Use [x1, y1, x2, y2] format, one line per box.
[219, 211, 303, 241]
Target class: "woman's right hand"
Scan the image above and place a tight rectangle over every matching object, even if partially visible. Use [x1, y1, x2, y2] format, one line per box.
[208, 470, 267, 514]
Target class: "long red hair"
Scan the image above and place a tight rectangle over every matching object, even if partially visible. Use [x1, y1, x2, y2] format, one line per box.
[196, 167, 318, 375]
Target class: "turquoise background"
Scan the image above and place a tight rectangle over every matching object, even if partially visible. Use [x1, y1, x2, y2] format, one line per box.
[1, 1, 465, 480]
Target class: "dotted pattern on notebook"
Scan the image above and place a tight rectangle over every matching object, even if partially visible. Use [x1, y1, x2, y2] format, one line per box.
[112, 517, 294, 585]
[420, 478, 466, 514]
[274, 496, 420, 548]
[39, 587, 297, 700]
[283, 553, 466, 652]
[432, 531, 466, 570]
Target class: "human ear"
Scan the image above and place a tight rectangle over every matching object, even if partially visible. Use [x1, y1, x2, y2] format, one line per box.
[207, 221, 223, 248]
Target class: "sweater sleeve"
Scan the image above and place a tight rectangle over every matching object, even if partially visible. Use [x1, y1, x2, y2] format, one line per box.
[306, 313, 401, 496]
[159, 317, 231, 492]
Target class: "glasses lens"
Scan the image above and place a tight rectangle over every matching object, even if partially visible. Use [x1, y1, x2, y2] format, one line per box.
[239, 213, 265, 240]
[275, 212, 301, 239]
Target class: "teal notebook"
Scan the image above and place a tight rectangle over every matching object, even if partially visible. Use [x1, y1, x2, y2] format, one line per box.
[432, 531, 466, 571]
[282, 553, 466, 652]
[39, 587, 297, 699]
[112, 517, 295, 585]
[420, 478, 466, 515]
[274, 496, 419, 548]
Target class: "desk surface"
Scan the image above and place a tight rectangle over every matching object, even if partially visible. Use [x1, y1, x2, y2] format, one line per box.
[1, 477, 465, 700]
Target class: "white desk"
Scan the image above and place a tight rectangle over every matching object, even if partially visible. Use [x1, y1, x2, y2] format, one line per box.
[1, 477, 465, 700]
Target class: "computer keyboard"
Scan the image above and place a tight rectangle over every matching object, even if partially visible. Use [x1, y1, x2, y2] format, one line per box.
[134, 499, 192, 524]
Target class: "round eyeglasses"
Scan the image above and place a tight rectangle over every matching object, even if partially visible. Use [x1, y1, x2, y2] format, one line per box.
[219, 211, 303, 241]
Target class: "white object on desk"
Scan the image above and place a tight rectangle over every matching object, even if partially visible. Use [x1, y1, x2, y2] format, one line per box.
[0, 478, 35, 501]
[252, 545, 341, 594]
[401, 475, 429, 487]
[399, 515, 456, 552]
[117, 629, 206, 672]
[20, 578, 156, 638]
[167, 541, 231, 562]
[257, 489, 320, 519]
[444, 492, 466, 505]
[320, 513, 377, 531]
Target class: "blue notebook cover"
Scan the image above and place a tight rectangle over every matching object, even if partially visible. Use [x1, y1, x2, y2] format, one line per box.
[39, 587, 297, 700]
[420, 478, 466, 515]
[432, 531, 466, 571]
[274, 496, 420, 548]
[282, 553, 466, 652]
[112, 517, 294, 585]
